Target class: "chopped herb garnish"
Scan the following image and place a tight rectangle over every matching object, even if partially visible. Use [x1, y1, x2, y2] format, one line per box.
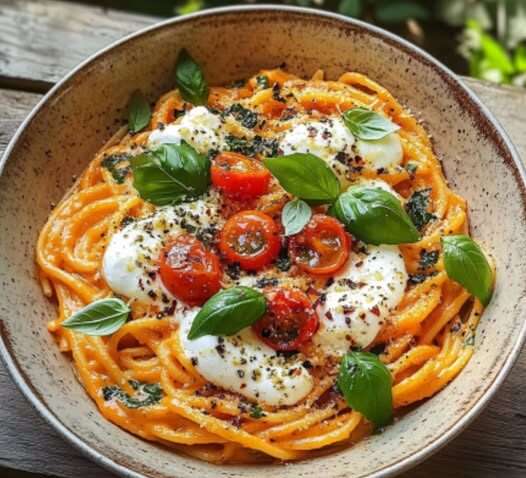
[249, 404, 266, 419]
[120, 216, 135, 228]
[405, 162, 418, 175]
[405, 189, 436, 231]
[101, 154, 131, 184]
[223, 103, 258, 129]
[102, 380, 163, 409]
[419, 249, 439, 270]
[225, 135, 279, 157]
[272, 83, 286, 102]
[408, 272, 437, 285]
[195, 225, 217, 247]
[275, 247, 292, 272]
[256, 75, 270, 89]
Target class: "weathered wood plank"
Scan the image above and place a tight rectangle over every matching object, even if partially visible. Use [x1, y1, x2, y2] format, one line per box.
[0, 80, 525, 477]
[0, 0, 156, 89]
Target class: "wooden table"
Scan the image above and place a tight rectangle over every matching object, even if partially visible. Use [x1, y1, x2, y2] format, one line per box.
[0, 1, 525, 476]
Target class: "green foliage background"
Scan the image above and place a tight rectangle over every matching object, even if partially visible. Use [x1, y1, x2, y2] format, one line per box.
[76, 0, 526, 86]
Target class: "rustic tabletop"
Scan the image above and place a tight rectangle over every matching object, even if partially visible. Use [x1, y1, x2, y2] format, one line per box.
[0, 1, 525, 477]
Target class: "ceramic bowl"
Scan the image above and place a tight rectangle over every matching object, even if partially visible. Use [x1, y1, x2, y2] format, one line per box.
[1, 6, 525, 478]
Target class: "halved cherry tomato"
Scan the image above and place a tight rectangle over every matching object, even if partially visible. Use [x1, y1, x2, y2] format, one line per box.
[159, 234, 221, 306]
[219, 210, 280, 271]
[252, 288, 319, 351]
[289, 214, 350, 275]
[211, 152, 271, 199]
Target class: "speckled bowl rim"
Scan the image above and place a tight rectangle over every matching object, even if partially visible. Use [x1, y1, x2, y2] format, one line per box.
[1, 5, 525, 478]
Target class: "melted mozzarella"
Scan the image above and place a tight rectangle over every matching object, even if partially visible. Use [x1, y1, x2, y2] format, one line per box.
[149, 106, 224, 154]
[102, 193, 222, 306]
[179, 309, 314, 406]
[351, 178, 402, 199]
[279, 119, 355, 181]
[355, 133, 403, 171]
[314, 244, 408, 355]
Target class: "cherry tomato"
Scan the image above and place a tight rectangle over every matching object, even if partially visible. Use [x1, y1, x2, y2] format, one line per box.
[159, 234, 221, 306]
[252, 288, 319, 351]
[211, 152, 271, 199]
[289, 214, 350, 275]
[219, 210, 280, 271]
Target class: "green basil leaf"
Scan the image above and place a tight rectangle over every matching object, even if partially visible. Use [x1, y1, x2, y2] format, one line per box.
[442, 235, 493, 306]
[331, 186, 420, 245]
[282, 199, 312, 236]
[62, 298, 129, 336]
[264, 153, 341, 203]
[337, 351, 393, 427]
[188, 287, 266, 340]
[339, 0, 362, 17]
[130, 142, 210, 206]
[175, 49, 209, 105]
[128, 90, 151, 133]
[342, 107, 399, 140]
[375, 1, 430, 24]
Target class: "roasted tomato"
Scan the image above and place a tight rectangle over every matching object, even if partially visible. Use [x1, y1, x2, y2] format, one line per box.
[159, 234, 221, 306]
[211, 152, 271, 199]
[219, 210, 281, 271]
[289, 214, 350, 275]
[253, 288, 319, 351]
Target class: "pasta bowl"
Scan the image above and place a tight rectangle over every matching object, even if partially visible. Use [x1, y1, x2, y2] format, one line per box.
[1, 5, 525, 478]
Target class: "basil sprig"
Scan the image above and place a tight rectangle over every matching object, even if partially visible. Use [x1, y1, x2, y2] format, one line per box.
[62, 298, 130, 336]
[442, 235, 493, 306]
[175, 49, 209, 105]
[188, 287, 266, 340]
[337, 351, 393, 427]
[342, 107, 399, 140]
[331, 186, 419, 245]
[282, 199, 312, 236]
[264, 153, 341, 203]
[131, 142, 210, 206]
[128, 90, 151, 133]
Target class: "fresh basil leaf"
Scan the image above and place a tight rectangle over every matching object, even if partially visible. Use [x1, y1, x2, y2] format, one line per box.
[282, 199, 312, 236]
[442, 235, 493, 306]
[128, 90, 151, 133]
[337, 351, 392, 427]
[264, 154, 341, 203]
[175, 49, 209, 105]
[62, 298, 129, 336]
[130, 142, 210, 206]
[342, 107, 399, 140]
[331, 186, 420, 245]
[188, 287, 266, 340]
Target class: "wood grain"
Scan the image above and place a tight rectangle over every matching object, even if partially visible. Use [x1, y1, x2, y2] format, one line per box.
[0, 0, 155, 89]
[0, 0, 524, 476]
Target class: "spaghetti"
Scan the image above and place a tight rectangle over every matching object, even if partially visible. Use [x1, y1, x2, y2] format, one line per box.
[36, 68, 492, 463]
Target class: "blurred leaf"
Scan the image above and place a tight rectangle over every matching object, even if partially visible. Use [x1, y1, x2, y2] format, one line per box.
[481, 32, 514, 74]
[436, 0, 470, 27]
[508, 5, 526, 48]
[175, 0, 203, 16]
[512, 72, 526, 87]
[514, 44, 526, 72]
[375, 1, 430, 24]
[339, 0, 362, 17]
